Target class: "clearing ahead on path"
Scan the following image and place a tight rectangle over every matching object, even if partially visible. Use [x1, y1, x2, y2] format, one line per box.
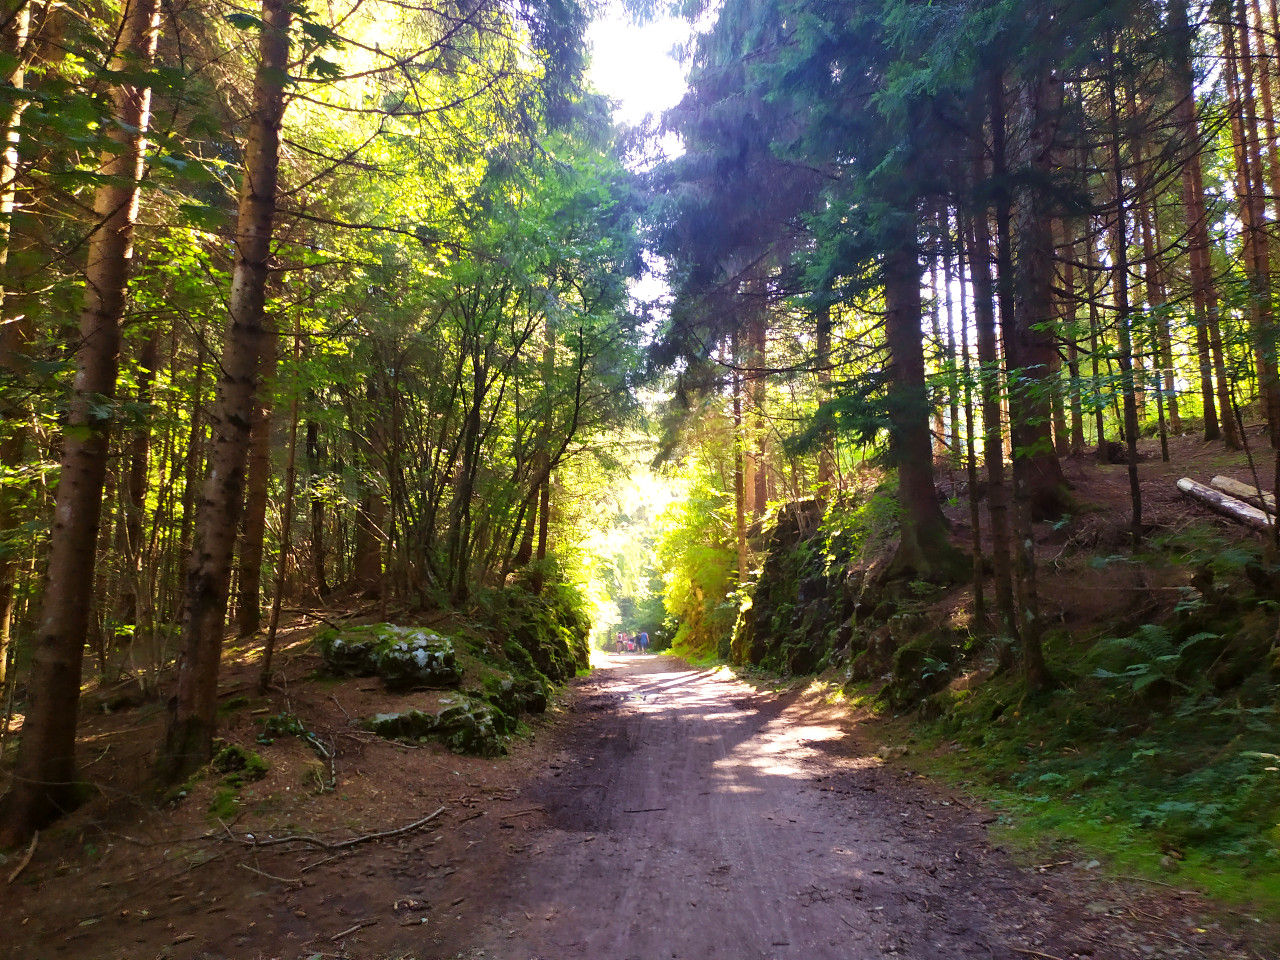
[445, 656, 1258, 959]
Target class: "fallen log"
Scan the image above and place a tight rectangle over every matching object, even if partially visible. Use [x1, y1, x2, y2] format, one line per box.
[1209, 475, 1276, 514]
[1177, 478, 1273, 530]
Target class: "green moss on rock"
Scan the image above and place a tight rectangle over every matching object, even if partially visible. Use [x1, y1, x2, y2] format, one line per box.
[365, 695, 507, 757]
[316, 623, 462, 690]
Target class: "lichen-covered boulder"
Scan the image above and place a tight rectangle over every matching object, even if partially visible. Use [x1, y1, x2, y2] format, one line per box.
[376, 633, 460, 690]
[316, 624, 461, 690]
[365, 695, 505, 757]
[317, 633, 380, 676]
[484, 674, 549, 719]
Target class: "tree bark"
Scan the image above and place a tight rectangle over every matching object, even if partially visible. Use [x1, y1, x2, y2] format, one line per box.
[305, 417, 327, 598]
[117, 330, 159, 628]
[1004, 67, 1072, 520]
[353, 488, 385, 595]
[1171, 0, 1234, 445]
[529, 325, 556, 596]
[1107, 43, 1144, 550]
[1135, 145, 1171, 462]
[1224, 2, 1280, 447]
[749, 286, 767, 518]
[0, 0, 36, 690]
[954, 223, 985, 625]
[731, 331, 747, 585]
[1179, 477, 1273, 529]
[967, 203, 1018, 647]
[259, 311, 301, 690]
[816, 304, 835, 499]
[158, 0, 290, 783]
[236, 316, 278, 636]
[883, 242, 956, 581]
[0, 0, 160, 841]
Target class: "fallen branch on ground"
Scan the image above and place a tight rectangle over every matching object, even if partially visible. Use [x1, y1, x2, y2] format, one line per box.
[331, 918, 378, 940]
[1010, 949, 1065, 960]
[238, 861, 301, 884]
[499, 807, 543, 820]
[223, 806, 446, 851]
[282, 608, 343, 629]
[6, 832, 37, 884]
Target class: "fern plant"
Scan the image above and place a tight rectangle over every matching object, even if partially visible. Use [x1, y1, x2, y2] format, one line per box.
[1091, 625, 1218, 694]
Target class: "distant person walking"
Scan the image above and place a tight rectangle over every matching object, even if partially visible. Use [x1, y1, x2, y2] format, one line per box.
[639, 631, 649, 653]
[615, 632, 624, 654]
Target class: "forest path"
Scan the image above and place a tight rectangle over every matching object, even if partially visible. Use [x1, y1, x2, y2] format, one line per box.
[442, 655, 1240, 960]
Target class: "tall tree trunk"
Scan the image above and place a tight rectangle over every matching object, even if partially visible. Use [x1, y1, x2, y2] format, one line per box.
[884, 240, 956, 581]
[519, 330, 553, 572]
[1250, 0, 1280, 245]
[816, 304, 835, 499]
[1004, 67, 1072, 520]
[531, 471, 551, 595]
[1145, 193, 1181, 435]
[1107, 45, 1144, 550]
[305, 418, 327, 598]
[1061, 223, 1086, 453]
[943, 224, 961, 466]
[955, 223, 985, 625]
[749, 289, 767, 517]
[0, 0, 160, 841]
[259, 312, 301, 691]
[236, 316, 278, 636]
[1136, 149, 1172, 462]
[731, 332, 747, 584]
[1084, 215, 1110, 460]
[353, 490, 385, 595]
[1171, 0, 1234, 445]
[929, 254, 948, 457]
[530, 327, 555, 596]
[967, 203, 1017, 649]
[158, 0, 290, 783]
[1225, 2, 1280, 447]
[118, 331, 159, 627]
[0, 0, 30, 277]
[0, 0, 35, 689]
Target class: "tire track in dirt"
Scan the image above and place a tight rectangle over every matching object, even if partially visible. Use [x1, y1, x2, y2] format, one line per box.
[443, 655, 1264, 960]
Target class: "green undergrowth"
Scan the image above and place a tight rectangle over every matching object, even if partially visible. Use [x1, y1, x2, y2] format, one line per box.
[897, 665, 1280, 913]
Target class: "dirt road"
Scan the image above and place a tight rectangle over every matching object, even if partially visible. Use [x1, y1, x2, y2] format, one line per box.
[440, 654, 1263, 960]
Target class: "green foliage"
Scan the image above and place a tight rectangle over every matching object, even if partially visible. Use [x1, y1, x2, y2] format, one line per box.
[578, 471, 675, 651]
[1090, 625, 1218, 695]
[912, 620, 1280, 907]
[654, 469, 738, 661]
[476, 574, 592, 682]
[816, 483, 901, 577]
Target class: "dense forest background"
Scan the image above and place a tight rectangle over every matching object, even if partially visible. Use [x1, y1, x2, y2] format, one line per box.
[1, 0, 1279, 893]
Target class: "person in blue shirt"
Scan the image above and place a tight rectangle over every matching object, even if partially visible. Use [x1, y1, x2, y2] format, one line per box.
[639, 631, 649, 653]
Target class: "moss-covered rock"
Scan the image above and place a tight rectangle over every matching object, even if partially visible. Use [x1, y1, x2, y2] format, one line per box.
[317, 623, 462, 690]
[210, 743, 268, 785]
[484, 672, 548, 717]
[884, 629, 960, 709]
[366, 695, 506, 757]
[480, 584, 590, 683]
